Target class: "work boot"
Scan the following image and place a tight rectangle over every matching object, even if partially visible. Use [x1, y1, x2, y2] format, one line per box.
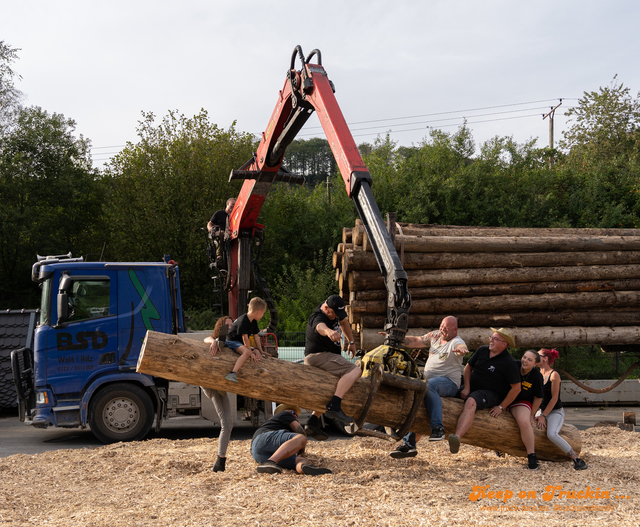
[390, 443, 417, 459]
[257, 460, 282, 474]
[305, 422, 329, 441]
[527, 453, 539, 470]
[324, 408, 354, 425]
[448, 433, 460, 454]
[302, 465, 332, 476]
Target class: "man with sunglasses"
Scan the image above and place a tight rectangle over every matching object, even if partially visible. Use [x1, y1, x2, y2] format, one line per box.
[252, 404, 332, 475]
[303, 295, 361, 440]
[448, 327, 521, 454]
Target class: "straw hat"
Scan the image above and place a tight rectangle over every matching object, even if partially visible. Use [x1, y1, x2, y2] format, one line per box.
[274, 403, 301, 417]
[490, 327, 516, 348]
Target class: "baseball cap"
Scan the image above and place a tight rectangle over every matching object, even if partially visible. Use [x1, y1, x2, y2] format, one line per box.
[326, 295, 347, 320]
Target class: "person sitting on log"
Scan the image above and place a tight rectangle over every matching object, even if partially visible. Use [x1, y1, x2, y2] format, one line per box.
[252, 404, 332, 475]
[389, 315, 469, 459]
[303, 295, 360, 440]
[224, 297, 267, 384]
[535, 348, 588, 470]
[448, 327, 521, 454]
[202, 315, 235, 472]
[207, 197, 235, 266]
[507, 349, 544, 470]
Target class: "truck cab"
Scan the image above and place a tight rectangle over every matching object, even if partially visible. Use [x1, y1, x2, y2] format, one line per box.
[12, 254, 231, 443]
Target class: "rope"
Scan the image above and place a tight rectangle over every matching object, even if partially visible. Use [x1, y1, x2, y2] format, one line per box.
[556, 361, 640, 393]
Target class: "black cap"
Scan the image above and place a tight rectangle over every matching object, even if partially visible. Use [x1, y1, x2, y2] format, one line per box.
[326, 295, 347, 320]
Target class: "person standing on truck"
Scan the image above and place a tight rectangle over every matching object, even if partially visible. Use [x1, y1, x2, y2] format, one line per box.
[447, 328, 521, 454]
[207, 197, 236, 265]
[224, 297, 267, 384]
[535, 348, 588, 470]
[252, 403, 332, 475]
[303, 295, 360, 440]
[389, 315, 469, 459]
[202, 315, 235, 472]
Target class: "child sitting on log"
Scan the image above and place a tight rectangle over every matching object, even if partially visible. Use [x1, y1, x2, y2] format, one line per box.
[224, 297, 267, 384]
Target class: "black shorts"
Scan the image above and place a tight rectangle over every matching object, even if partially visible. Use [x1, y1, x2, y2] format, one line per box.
[468, 389, 501, 410]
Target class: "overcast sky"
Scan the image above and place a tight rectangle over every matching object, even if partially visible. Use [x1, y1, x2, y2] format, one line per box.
[3, 0, 640, 167]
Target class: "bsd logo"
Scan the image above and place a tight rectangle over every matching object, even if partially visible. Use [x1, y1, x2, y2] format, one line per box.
[57, 331, 108, 351]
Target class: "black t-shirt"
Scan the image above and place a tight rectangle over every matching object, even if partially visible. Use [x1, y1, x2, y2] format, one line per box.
[210, 209, 228, 229]
[227, 313, 260, 343]
[252, 411, 297, 442]
[514, 360, 544, 404]
[304, 305, 342, 356]
[467, 345, 520, 400]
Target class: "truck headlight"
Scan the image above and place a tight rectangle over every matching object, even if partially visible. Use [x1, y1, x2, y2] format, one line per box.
[36, 391, 50, 405]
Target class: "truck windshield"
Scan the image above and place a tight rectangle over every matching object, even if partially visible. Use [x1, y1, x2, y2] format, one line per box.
[39, 278, 52, 326]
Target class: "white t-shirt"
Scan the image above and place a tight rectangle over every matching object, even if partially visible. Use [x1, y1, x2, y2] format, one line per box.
[421, 333, 466, 388]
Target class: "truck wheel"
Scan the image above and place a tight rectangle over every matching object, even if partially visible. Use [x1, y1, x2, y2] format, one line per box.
[88, 383, 154, 444]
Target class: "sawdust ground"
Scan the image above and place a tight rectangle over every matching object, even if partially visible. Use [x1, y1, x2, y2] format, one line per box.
[1, 428, 638, 527]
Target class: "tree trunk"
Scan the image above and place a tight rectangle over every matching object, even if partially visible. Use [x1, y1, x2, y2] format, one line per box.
[348, 265, 640, 289]
[349, 290, 640, 316]
[343, 248, 640, 273]
[363, 234, 640, 253]
[361, 326, 640, 349]
[138, 331, 581, 461]
[358, 309, 640, 329]
[394, 224, 640, 237]
[349, 278, 640, 301]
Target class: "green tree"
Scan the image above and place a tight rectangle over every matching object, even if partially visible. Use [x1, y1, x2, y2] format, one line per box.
[282, 137, 337, 187]
[103, 110, 255, 308]
[0, 41, 23, 129]
[0, 106, 102, 307]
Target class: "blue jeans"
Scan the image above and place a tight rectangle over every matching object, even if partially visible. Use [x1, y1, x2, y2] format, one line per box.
[403, 376, 459, 447]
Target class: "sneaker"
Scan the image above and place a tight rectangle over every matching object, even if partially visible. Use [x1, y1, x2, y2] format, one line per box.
[448, 434, 460, 454]
[527, 453, 539, 470]
[302, 465, 332, 476]
[390, 443, 418, 459]
[573, 458, 588, 470]
[212, 456, 226, 472]
[305, 423, 329, 441]
[429, 427, 445, 441]
[257, 460, 282, 474]
[324, 408, 355, 425]
[224, 372, 238, 384]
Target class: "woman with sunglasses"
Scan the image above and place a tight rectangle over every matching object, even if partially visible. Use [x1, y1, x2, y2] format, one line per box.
[535, 348, 588, 470]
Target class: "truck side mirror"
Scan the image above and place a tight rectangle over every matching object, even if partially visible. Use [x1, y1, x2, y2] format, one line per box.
[55, 275, 73, 327]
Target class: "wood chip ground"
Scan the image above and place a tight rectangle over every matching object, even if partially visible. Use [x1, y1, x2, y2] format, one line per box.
[1, 428, 638, 526]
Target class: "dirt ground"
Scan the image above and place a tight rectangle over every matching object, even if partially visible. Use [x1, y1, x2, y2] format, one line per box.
[1, 427, 638, 527]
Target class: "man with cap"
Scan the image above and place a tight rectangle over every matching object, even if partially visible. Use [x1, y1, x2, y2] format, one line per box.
[447, 327, 521, 454]
[251, 403, 332, 475]
[303, 295, 361, 440]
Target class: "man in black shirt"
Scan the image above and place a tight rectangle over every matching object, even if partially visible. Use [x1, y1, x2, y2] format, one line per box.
[207, 197, 236, 265]
[303, 295, 361, 440]
[448, 327, 521, 454]
[251, 404, 332, 475]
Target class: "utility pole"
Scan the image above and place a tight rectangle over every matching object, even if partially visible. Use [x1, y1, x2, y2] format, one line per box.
[543, 99, 563, 149]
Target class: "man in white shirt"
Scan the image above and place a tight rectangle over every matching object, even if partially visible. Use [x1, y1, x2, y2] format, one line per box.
[390, 315, 468, 458]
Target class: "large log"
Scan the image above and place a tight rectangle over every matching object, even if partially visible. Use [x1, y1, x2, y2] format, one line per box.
[363, 234, 640, 253]
[138, 331, 580, 461]
[358, 309, 640, 329]
[343, 248, 640, 273]
[348, 265, 640, 289]
[349, 290, 640, 316]
[349, 278, 640, 301]
[362, 326, 640, 349]
[394, 224, 640, 237]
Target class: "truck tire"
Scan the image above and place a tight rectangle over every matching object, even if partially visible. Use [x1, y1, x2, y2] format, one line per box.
[88, 383, 154, 444]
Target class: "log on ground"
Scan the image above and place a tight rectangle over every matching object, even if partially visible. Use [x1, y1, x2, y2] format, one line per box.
[138, 331, 580, 462]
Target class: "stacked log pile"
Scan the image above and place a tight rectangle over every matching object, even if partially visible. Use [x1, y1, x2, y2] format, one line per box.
[335, 221, 640, 350]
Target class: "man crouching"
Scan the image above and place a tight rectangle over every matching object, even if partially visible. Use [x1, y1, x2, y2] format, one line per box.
[251, 404, 332, 476]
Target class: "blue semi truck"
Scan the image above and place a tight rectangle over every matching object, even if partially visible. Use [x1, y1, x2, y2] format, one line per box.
[11, 253, 236, 443]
